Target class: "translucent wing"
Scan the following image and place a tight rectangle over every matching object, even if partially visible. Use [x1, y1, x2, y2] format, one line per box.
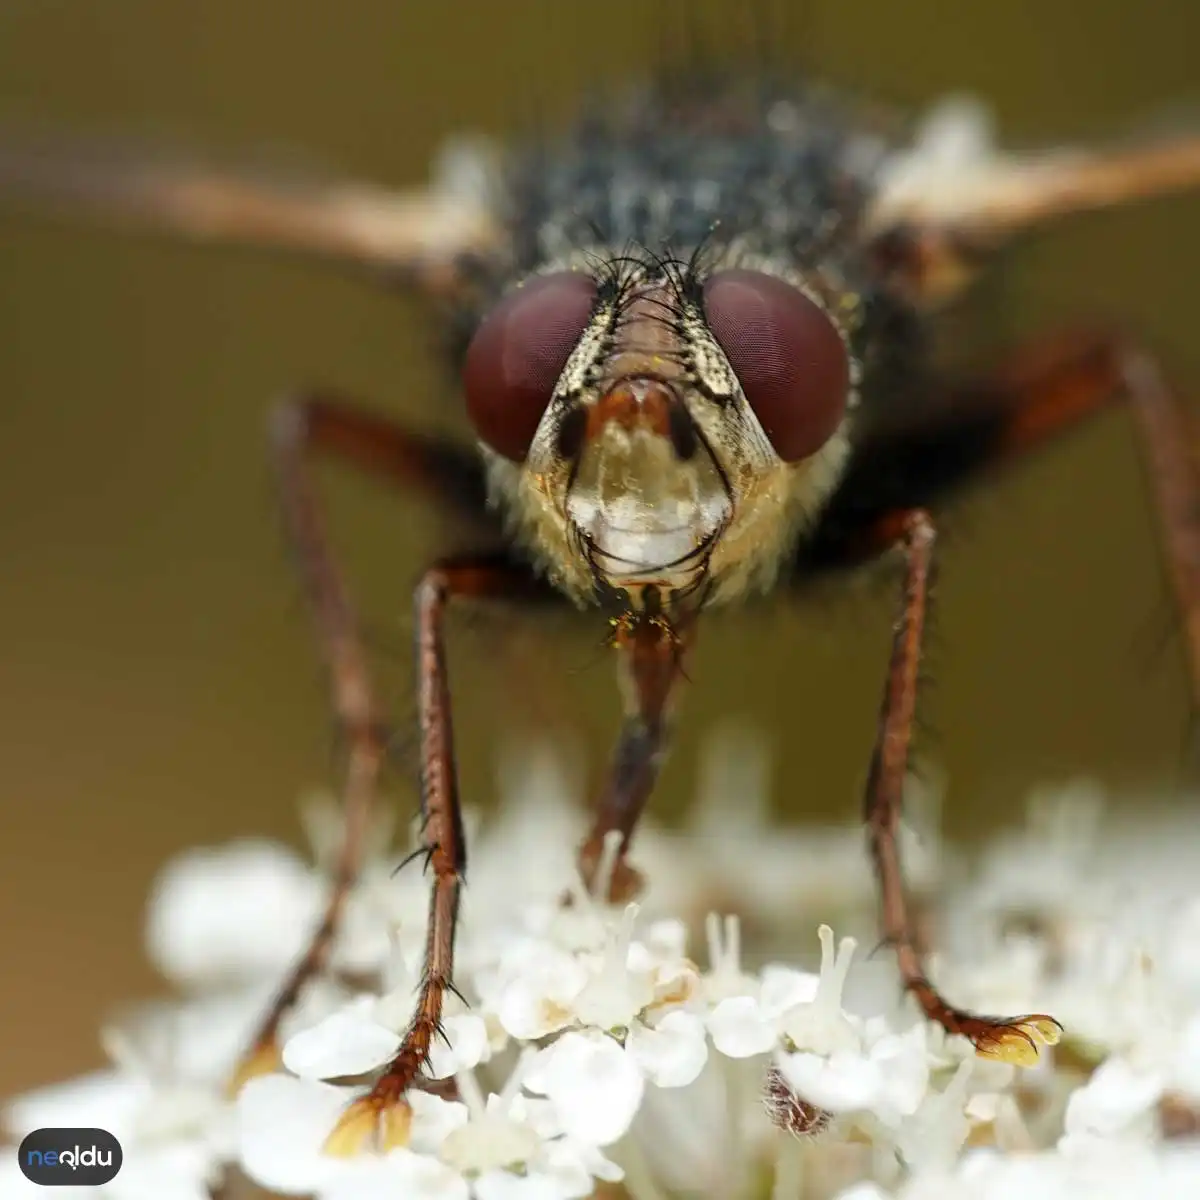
[868, 97, 1200, 302]
[0, 134, 501, 294]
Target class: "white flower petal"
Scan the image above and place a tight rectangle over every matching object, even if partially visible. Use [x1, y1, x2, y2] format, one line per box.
[407, 1090, 470, 1155]
[236, 1074, 360, 1195]
[320, 1150, 470, 1200]
[332, 889, 404, 977]
[492, 952, 587, 1040]
[708, 996, 776, 1058]
[426, 1014, 491, 1080]
[146, 841, 322, 988]
[831, 1186, 892, 1200]
[544, 1138, 624, 1189]
[94, 1140, 216, 1200]
[109, 988, 272, 1090]
[1062, 1056, 1165, 1140]
[44, 748, 1200, 1200]
[0, 1161, 65, 1199]
[438, 1105, 542, 1176]
[277, 978, 361, 1048]
[473, 1169, 572, 1200]
[282, 1000, 400, 1080]
[642, 918, 689, 962]
[758, 965, 819, 1020]
[626, 1012, 708, 1087]
[1171, 1014, 1200, 1101]
[4, 1070, 150, 1142]
[529, 1150, 622, 1200]
[895, 1059, 972, 1171]
[867, 1029, 931, 1122]
[524, 1032, 644, 1146]
[776, 1050, 883, 1115]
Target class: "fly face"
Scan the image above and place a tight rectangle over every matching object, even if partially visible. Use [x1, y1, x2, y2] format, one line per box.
[464, 254, 857, 613]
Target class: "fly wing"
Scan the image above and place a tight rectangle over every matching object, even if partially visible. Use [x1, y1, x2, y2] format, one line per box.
[0, 134, 501, 294]
[867, 97, 1200, 303]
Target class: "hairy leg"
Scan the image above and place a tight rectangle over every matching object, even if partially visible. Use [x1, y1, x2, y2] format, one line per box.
[863, 510, 1061, 1063]
[799, 333, 1200, 1060]
[329, 555, 545, 1150]
[233, 393, 492, 1087]
[804, 330, 1200, 706]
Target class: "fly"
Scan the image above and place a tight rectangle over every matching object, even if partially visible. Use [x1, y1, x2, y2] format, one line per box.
[2, 71, 1200, 1147]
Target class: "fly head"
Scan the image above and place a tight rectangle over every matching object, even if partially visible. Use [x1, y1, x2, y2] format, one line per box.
[463, 248, 861, 614]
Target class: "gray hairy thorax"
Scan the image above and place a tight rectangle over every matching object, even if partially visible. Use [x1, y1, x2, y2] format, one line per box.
[487, 79, 917, 365]
[517, 81, 875, 257]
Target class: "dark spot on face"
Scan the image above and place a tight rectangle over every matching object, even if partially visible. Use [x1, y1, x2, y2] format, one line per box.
[555, 404, 587, 461]
[667, 400, 698, 461]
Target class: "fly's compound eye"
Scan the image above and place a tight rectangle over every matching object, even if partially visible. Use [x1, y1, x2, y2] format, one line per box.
[702, 268, 849, 462]
[463, 271, 598, 461]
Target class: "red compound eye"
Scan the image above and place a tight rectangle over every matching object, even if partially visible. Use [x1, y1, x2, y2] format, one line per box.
[463, 272, 598, 461]
[702, 269, 849, 462]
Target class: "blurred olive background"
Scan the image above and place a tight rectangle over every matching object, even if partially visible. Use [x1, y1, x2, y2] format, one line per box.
[1, 0, 1198, 1097]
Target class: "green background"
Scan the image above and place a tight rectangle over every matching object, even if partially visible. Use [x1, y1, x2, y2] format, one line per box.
[1, 0, 1198, 1097]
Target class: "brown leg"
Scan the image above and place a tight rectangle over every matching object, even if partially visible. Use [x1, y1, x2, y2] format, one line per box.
[969, 333, 1200, 707]
[326, 556, 543, 1151]
[1122, 349, 1200, 707]
[577, 613, 693, 903]
[865, 510, 1061, 1064]
[808, 330, 1200, 707]
[232, 393, 492, 1088]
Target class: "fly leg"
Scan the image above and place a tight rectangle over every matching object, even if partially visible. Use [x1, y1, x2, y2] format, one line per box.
[810, 331, 1200, 709]
[864, 510, 1062, 1063]
[959, 332, 1200, 700]
[577, 614, 693, 904]
[802, 332, 1200, 1060]
[232, 393, 493, 1088]
[328, 555, 545, 1150]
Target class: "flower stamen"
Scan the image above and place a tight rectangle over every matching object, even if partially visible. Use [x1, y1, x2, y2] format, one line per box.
[814, 924, 856, 1020]
[574, 903, 653, 1029]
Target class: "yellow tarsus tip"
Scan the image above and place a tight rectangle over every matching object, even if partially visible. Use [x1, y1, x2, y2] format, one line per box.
[974, 1014, 1062, 1067]
[1028, 1017, 1063, 1046]
[976, 1037, 1040, 1068]
[226, 1040, 282, 1098]
[322, 1096, 413, 1157]
[380, 1099, 414, 1150]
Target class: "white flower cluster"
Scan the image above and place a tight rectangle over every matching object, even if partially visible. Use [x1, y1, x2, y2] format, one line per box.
[4, 735, 1200, 1200]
